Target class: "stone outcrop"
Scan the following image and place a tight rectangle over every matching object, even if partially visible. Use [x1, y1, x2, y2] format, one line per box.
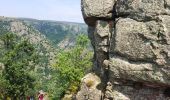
[77, 0, 170, 99]
[76, 73, 102, 100]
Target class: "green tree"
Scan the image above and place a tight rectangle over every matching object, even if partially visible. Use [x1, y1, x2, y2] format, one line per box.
[53, 34, 93, 99]
[0, 33, 38, 99]
[0, 69, 8, 100]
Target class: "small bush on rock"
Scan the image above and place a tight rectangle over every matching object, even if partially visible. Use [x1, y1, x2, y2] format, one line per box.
[86, 79, 94, 88]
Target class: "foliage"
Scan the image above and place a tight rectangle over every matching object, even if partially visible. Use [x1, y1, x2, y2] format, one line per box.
[0, 71, 8, 100]
[86, 79, 94, 88]
[52, 34, 93, 99]
[0, 33, 38, 99]
[0, 19, 91, 100]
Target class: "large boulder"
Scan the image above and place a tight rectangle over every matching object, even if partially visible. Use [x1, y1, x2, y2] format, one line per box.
[116, 0, 169, 21]
[111, 16, 170, 65]
[81, 0, 116, 26]
[80, 0, 170, 99]
[108, 56, 170, 86]
[111, 18, 156, 61]
[76, 73, 102, 100]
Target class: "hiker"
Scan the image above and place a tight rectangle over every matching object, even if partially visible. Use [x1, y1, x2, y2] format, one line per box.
[30, 96, 34, 100]
[38, 90, 46, 100]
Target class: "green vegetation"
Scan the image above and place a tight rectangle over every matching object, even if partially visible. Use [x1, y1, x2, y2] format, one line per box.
[0, 33, 92, 99]
[48, 34, 93, 99]
[0, 33, 38, 99]
[0, 17, 91, 99]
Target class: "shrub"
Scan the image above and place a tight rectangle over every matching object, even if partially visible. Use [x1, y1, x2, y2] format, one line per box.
[53, 34, 93, 98]
[86, 79, 94, 88]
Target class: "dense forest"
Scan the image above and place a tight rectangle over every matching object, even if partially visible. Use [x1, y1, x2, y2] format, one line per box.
[0, 17, 92, 100]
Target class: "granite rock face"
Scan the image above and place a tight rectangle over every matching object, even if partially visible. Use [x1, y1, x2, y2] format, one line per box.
[78, 0, 170, 99]
[81, 0, 116, 26]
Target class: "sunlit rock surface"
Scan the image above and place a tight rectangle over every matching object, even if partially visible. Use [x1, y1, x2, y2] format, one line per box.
[78, 0, 170, 99]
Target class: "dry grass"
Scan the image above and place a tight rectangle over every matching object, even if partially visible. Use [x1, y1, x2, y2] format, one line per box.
[86, 79, 94, 88]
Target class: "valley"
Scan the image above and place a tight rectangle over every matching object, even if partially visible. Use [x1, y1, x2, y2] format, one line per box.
[0, 16, 91, 99]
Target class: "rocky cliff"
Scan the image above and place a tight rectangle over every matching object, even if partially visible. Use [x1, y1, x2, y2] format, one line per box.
[77, 0, 170, 99]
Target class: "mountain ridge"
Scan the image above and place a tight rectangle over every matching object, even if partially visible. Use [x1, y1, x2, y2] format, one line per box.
[0, 16, 85, 24]
[17, 17, 87, 47]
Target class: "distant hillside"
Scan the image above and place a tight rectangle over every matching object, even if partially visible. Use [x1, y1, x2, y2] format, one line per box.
[0, 16, 90, 99]
[18, 18, 88, 48]
[0, 16, 55, 71]
[0, 16, 88, 67]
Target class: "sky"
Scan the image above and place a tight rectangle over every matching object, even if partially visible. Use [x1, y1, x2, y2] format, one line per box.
[0, 0, 84, 23]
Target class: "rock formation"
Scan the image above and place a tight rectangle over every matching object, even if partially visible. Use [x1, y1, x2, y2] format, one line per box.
[77, 0, 170, 99]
